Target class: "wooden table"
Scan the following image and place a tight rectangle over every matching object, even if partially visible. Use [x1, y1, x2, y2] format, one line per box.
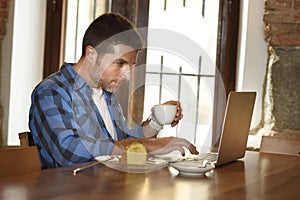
[0, 151, 299, 200]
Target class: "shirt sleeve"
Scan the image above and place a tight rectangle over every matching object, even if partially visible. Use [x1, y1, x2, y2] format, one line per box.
[111, 96, 145, 139]
[29, 84, 114, 168]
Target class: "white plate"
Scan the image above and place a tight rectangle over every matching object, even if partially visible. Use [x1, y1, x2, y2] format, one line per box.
[95, 155, 168, 173]
[170, 161, 214, 177]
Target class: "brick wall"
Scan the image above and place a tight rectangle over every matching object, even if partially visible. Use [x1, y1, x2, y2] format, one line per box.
[260, 0, 300, 139]
[0, 0, 9, 39]
[264, 0, 300, 45]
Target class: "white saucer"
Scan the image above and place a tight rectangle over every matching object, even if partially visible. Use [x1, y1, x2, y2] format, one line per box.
[179, 171, 206, 177]
[170, 161, 214, 177]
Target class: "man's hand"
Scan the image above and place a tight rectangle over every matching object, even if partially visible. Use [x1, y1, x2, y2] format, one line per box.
[162, 100, 183, 127]
[112, 137, 199, 156]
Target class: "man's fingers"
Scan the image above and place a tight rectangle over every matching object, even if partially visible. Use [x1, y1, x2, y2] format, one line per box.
[177, 146, 185, 156]
[143, 137, 199, 156]
[188, 144, 199, 155]
[177, 138, 199, 155]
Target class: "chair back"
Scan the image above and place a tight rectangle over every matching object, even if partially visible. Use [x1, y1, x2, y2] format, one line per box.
[260, 136, 300, 156]
[19, 131, 34, 147]
[0, 146, 41, 178]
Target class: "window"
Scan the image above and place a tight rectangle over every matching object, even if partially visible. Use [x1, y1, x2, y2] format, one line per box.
[144, 0, 219, 148]
[64, 0, 108, 63]
[43, 0, 240, 149]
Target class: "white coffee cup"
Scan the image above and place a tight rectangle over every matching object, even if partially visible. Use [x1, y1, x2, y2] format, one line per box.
[153, 104, 177, 125]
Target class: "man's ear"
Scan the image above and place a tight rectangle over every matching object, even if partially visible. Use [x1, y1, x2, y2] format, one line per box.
[85, 46, 97, 65]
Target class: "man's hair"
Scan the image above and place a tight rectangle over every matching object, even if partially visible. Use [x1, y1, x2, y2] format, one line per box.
[82, 13, 144, 56]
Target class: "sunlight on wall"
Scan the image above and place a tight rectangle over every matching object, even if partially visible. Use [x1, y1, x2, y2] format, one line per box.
[5, 0, 46, 145]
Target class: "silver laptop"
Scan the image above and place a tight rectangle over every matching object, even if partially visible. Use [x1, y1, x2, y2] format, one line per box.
[185, 91, 256, 167]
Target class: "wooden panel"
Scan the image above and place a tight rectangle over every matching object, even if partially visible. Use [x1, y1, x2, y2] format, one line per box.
[260, 136, 300, 156]
[213, 0, 240, 146]
[215, 0, 240, 95]
[43, 0, 65, 78]
[0, 146, 41, 178]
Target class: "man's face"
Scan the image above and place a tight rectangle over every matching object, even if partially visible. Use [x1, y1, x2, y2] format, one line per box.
[94, 44, 138, 92]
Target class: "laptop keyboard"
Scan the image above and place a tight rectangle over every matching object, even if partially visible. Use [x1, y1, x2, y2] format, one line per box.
[181, 152, 218, 164]
[197, 152, 218, 163]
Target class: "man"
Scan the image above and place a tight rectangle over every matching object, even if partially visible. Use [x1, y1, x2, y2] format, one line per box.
[29, 13, 198, 169]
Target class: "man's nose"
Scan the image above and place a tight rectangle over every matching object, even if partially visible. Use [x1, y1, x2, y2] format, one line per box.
[120, 65, 131, 80]
[122, 64, 132, 73]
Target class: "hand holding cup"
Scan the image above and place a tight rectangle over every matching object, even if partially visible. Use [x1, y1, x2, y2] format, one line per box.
[153, 101, 183, 127]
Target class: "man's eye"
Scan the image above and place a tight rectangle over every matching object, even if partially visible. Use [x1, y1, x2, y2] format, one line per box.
[115, 61, 126, 66]
[113, 61, 135, 69]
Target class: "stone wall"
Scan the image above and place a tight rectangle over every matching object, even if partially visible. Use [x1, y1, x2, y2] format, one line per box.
[261, 0, 300, 139]
[0, 0, 9, 147]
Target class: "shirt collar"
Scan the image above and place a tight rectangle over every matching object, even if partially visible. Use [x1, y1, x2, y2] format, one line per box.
[61, 62, 92, 93]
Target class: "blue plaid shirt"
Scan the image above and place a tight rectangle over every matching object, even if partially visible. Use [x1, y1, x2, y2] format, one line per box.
[29, 63, 144, 169]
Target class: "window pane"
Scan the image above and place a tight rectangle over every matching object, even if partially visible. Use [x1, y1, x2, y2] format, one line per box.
[146, 0, 219, 149]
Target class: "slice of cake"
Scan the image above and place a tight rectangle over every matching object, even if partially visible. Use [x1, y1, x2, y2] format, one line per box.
[123, 141, 147, 165]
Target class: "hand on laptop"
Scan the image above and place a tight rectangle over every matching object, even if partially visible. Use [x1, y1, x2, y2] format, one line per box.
[113, 137, 199, 156]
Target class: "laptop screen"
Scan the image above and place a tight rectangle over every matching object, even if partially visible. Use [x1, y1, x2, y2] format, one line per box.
[215, 92, 256, 167]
